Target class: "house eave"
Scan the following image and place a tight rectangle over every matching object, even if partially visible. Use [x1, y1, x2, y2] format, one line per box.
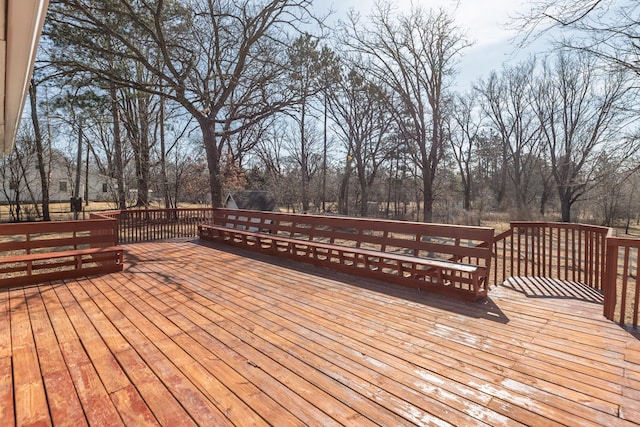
[1, 0, 50, 156]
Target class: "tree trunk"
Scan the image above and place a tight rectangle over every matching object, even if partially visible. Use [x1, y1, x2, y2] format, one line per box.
[134, 92, 151, 207]
[496, 141, 508, 207]
[300, 100, 309, 212]
[29, 80, 50, 221]
[357, 162, 369, 217]
[559, 189, 571, 222]
[202, 122, 222, 207]
[160, 93, 170, 209]
[338, 162, 352, 215]
[85, 147, 89, 207]
[73, 118, 83, 220]
[462, 174, 471, 211]
[359, 185, 368, 217]
[423, 172, 433, 223]
[322, 92, 328, 212]
[110, 83, 127, 210]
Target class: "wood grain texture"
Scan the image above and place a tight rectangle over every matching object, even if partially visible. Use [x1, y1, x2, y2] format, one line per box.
[1, 240, 639, 426]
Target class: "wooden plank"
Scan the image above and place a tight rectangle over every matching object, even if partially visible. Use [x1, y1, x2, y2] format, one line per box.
[109, 384, 160, 426]
[60, 282, 132, 354]
[149, 246, 521, 425]
[50, 284, 131, 394]
[82, 276, 255, 427]
[24, 286, 88, 426]
[69, 279, 228, 426]
[169, 244, 632, 427]
[97, 274, 308, 427]
[125, 274, 392, 426]
[38, 285, 124, 426]
[114, 349, 198, 427]
[0, 290, 10, 358]
[180, 241, 640, 424]
[0, 256, 12, 417]
[186, 254, 514, 367]
[9, 288, 52, 427]
[0, 356, 14, 427]
[4, 240, 640, 426]
[41, 370, 89, 427]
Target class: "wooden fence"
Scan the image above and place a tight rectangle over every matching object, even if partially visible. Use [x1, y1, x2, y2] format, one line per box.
[93, 208, 214, 244]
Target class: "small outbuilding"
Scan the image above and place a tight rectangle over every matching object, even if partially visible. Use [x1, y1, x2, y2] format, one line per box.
[224, 191, 277, 211]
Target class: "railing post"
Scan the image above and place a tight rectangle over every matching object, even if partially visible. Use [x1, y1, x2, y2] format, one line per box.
[603, 238, 618, 321]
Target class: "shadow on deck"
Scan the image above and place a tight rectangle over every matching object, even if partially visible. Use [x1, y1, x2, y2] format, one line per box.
[502, 276, 604, 304]
[192, 238, 511, 325]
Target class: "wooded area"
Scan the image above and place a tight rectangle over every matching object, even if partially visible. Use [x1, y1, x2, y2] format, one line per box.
[2, 0, 639, 226]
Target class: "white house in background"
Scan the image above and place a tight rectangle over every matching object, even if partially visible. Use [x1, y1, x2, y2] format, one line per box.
[0, 151, 116, 204]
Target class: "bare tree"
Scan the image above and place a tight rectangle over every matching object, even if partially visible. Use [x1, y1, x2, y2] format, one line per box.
[288, 34, 321, 212]
[329, 67, 395, 216]
[476, 61, 542, 218]
[448, 91, 482, 211]
[1, 130, 43, 221]
[120, 84, 157, 207]
[591, 155, 634, 227]
[533, 50, 636, 222]
[46, 0, 318, 207]
[28, 79, 51, 220]
[515, 1, 640, 76]
[342, 3, 470, 222]
[284, 120, 323, 210]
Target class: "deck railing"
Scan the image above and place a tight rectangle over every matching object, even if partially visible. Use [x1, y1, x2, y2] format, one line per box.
[94, 211, 636, 327]
[491, 222, 640, 327]
[2, 208, 637, 328]
[605, 237, 640, 328]
[492, 222, 611, 290]
[93, 208, 214, 244]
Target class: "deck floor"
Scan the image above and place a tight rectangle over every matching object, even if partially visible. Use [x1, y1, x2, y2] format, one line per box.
[2, 239, 640, 426]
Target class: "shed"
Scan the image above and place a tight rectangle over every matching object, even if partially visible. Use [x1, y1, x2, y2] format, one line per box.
[224, 191, 277, 211]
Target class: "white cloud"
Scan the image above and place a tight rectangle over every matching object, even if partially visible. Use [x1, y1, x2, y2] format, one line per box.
[321, 0, 528, 46]
[316, 0, 543, 91]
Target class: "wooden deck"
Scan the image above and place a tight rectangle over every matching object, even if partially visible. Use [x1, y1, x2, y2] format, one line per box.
[2, 239, 639, 426]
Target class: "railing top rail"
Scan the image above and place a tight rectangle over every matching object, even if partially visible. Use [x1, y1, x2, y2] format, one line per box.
[0, 218, 117, 236]
[493, 229, 513, 243]
[509, 221, 611, 234]
[93, 210, 121, 217]
[95, 208, 213, 216]
[215, 208, 495, 232]
[606, 236, 640, 247]
[118, 208, 212, 213]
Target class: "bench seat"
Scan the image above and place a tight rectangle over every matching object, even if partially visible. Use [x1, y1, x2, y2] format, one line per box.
[0, 246, 125, 288]
[199, 210, 494, 301]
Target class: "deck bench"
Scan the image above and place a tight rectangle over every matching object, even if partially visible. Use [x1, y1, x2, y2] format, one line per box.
[199, 209, 494, 301]
[0, 218, 125, 288]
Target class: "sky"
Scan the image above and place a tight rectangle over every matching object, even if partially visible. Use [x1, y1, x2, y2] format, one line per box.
[317, 0, 547, 91]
